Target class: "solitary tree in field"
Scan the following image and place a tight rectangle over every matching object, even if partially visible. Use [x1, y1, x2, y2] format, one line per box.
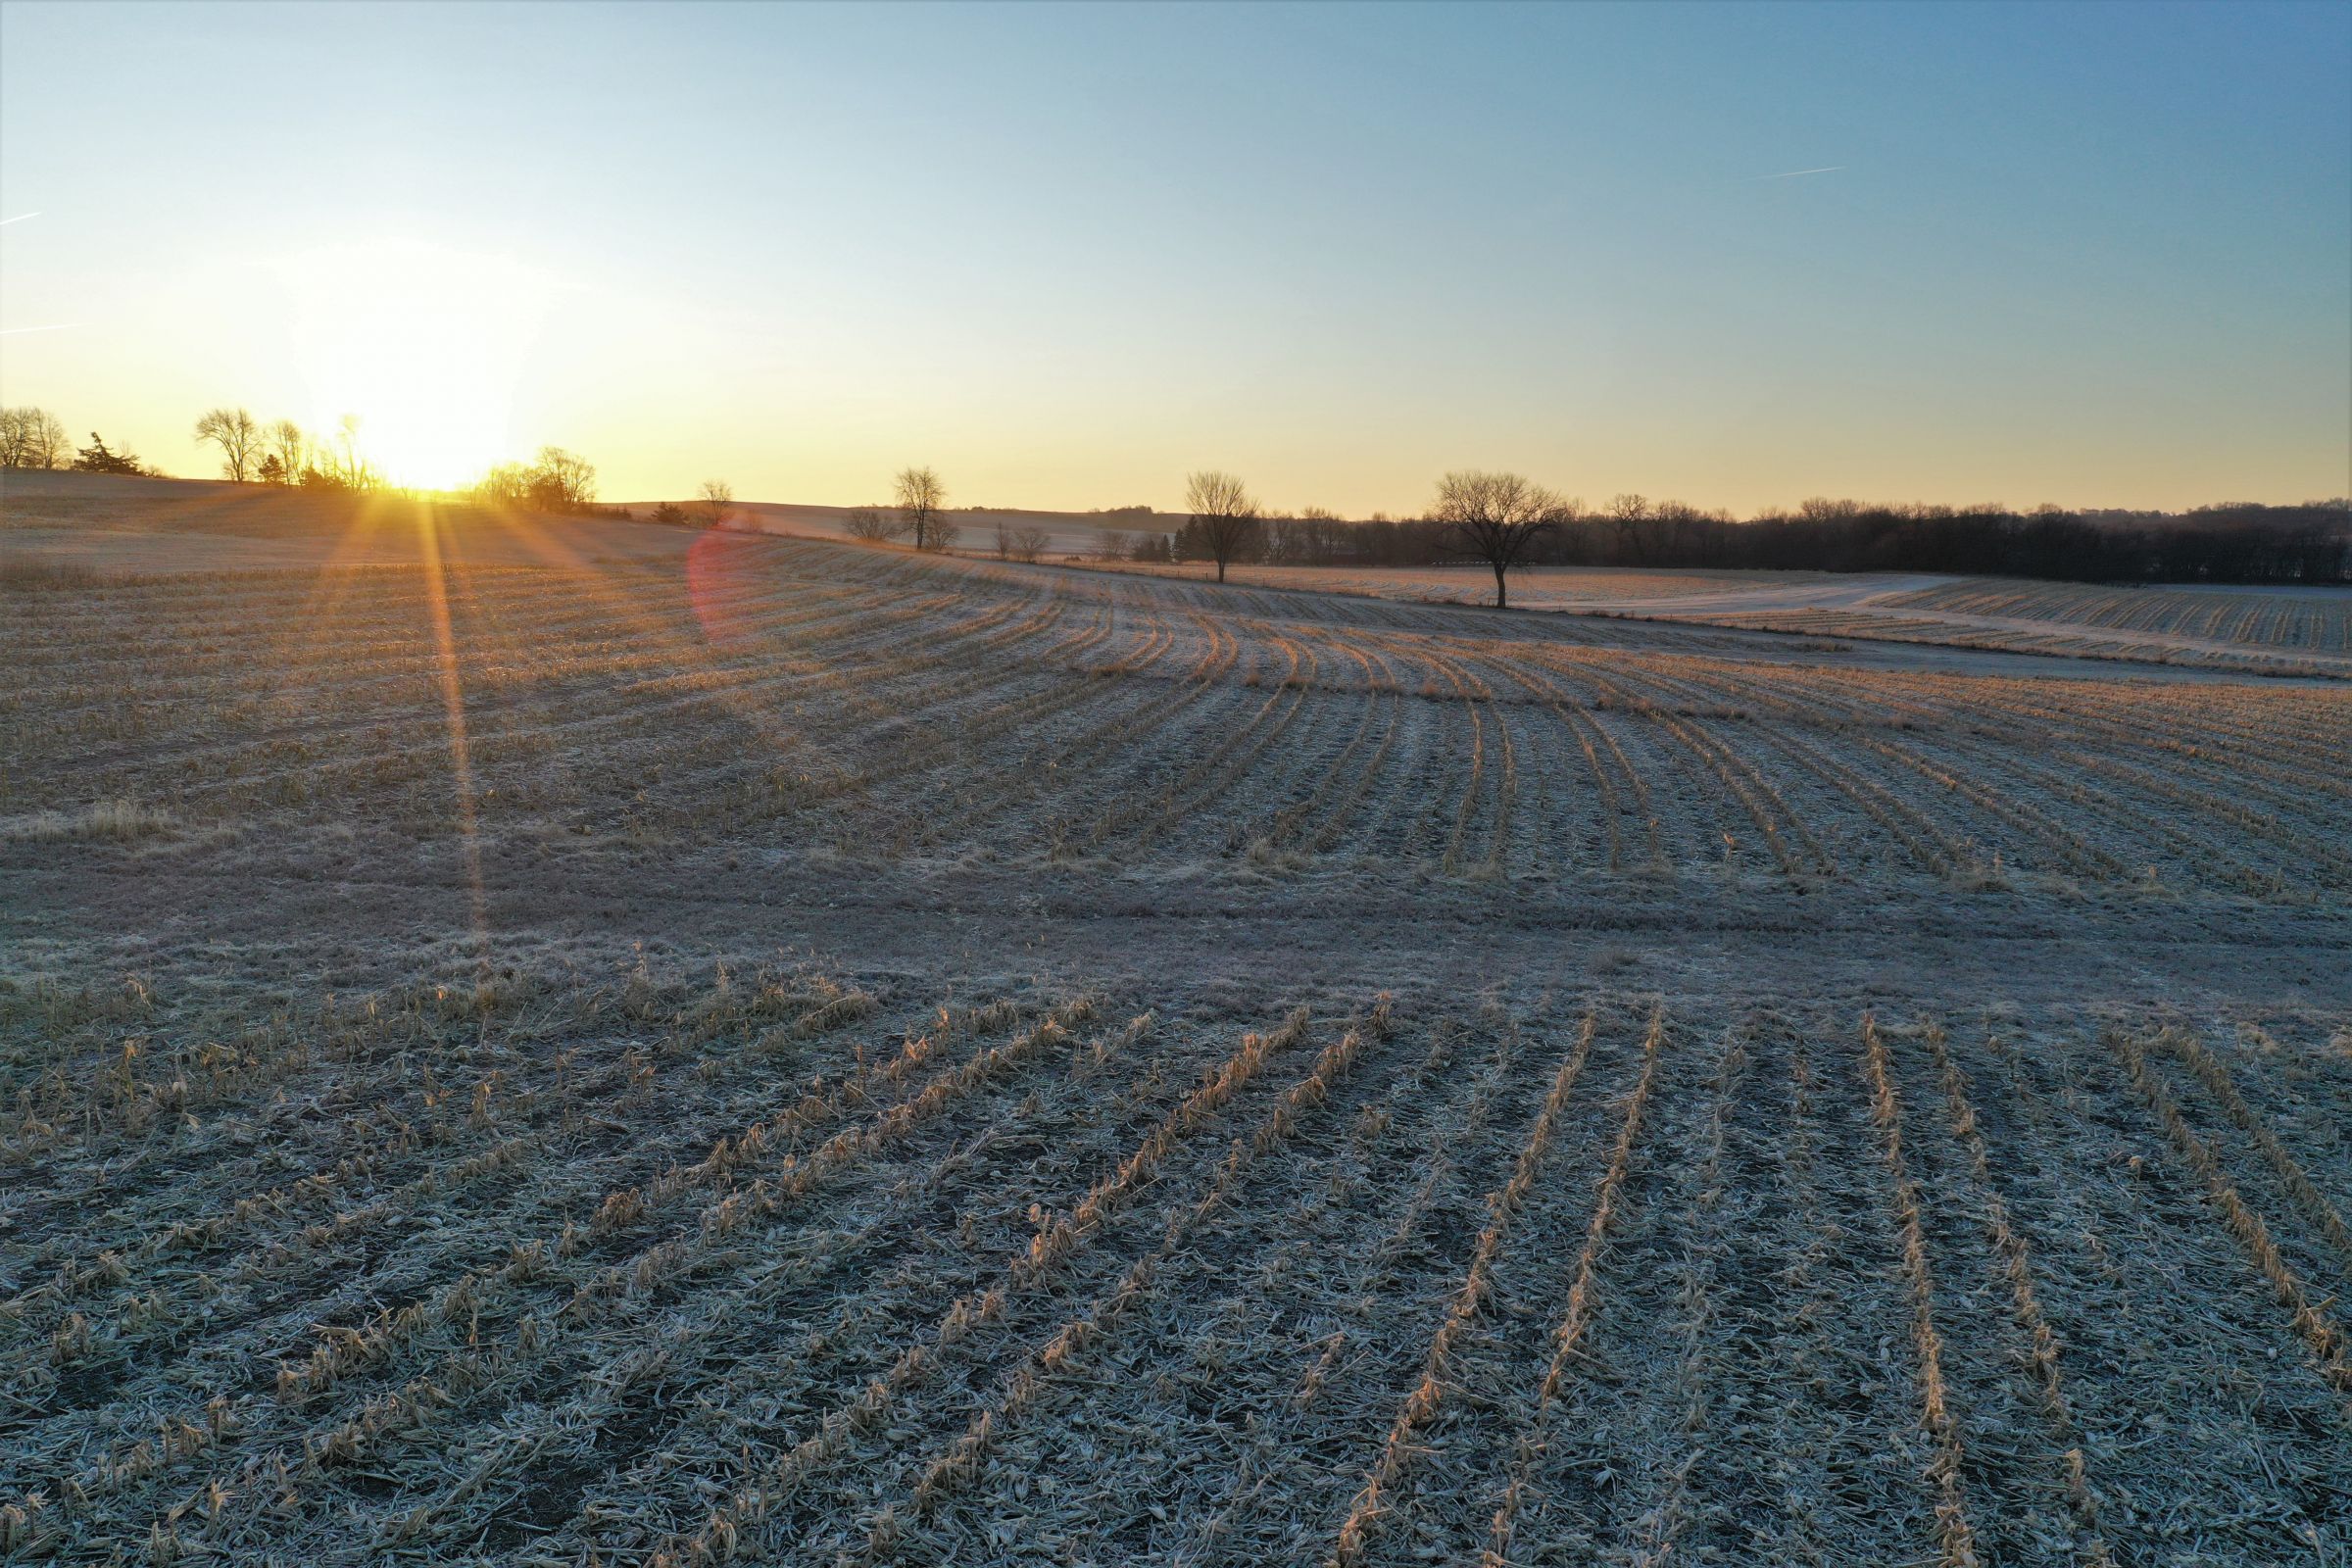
[0, 407, 71, 468]
[1433, 469, 1569, 610]
[894, 466, 952, 551]
[193, 407, 264, 481]
[1184, 469, 1260, 584]
[698, 478, 735, 527]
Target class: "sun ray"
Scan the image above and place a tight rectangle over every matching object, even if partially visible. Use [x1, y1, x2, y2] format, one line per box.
[415, 497, 491, 963]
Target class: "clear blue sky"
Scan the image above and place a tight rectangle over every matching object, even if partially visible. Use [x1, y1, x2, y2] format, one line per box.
[3, 0, 2346, 512]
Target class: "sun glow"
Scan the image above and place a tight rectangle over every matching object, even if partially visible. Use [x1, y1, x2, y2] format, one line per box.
[276, 238, 557, 490]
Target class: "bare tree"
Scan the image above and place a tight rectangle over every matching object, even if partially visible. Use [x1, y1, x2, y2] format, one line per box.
[698, 478, 735, 527]
[1606, 493, 1652, 564]
[37, 409, 70, 468]
[525, 446, 596, 513]
[1432, 469, 1570, 610]
[993, 519, 1014, 560]
[1261, 504, 1348, 565]
[1652, 499, 1705, 563]
[0, 407, 70, 468]
[328, 415, 383, 491]
[1010, 525, 1050, 564]
[473, 462, 531, 507]
[193, 407, 264, 481]
[266, 418, 310, 482]
[894, 466, 952, 551]
[1184, 469, 1260, 584]
[844, 505, 901, 543]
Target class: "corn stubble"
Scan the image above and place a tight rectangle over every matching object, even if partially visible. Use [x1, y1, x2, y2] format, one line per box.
[2, 517, 2347, 1563]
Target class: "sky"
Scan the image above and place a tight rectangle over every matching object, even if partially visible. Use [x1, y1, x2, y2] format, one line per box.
[2, 0, 2347, 514]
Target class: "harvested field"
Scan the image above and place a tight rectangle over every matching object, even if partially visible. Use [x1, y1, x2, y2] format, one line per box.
[1883, 577, 2352, 655]
[5, 528, 2347, 896]
[2, 975, 2348, 1565]
[3, 486, 2348, 1564]
[1089, 559, 2352, 678]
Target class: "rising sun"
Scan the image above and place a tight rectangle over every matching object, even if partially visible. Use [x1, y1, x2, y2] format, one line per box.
[277, 237, 553, 490]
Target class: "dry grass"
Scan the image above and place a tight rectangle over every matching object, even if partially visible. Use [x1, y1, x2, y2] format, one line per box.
[0, 799, 177, 843]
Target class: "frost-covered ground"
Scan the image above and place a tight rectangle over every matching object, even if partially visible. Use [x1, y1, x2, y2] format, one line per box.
[3, 478, 2347, 1564]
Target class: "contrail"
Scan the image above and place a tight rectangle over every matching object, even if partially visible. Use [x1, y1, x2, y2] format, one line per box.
[0, 212, 40, 225]
[1757, 167, 1843, 180]
[0, 323, 74, 335]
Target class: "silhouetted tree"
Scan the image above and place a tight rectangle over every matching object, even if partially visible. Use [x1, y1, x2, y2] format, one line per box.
[698, 478, 735, 527]
[1183, 469, 1260, 584]
[1093, 488, 2346, 584]
[266, 418, 309, 483]
[1606, 494, 1651, 564]
[895, 466, 952, 551]
[71, 432, 149, 475]
[0, 407, 70, 468]
[1433, 469, 1567, 609]
[524, 447, 596, 513]
[473, 462, 531, 507]
[325, 415, 382, 491]
[466, 447, 595, 513]
[193, 407, 263, 481]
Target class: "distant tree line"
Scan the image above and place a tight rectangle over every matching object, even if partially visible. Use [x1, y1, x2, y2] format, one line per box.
[9, 398, 2344, 586]
[183, 407, 386, 490]
[1135, 492, 2349, 586]
[2, 408, 156, 475]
